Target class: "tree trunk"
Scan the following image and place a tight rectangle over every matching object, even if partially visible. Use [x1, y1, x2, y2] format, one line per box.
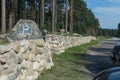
[70, 0, 73, 33]
[41, 0, 44, 29]
[52, 0, 55, 33]
[17, 0, 20, 20]
[12, 0, 17, 26]
[9, 0, 13, 31]
[31, 7, 36, 21]
[38, 0, 41, 28]
[9, 13, 13, 31]
[12, 12, 15, 27]
[55, 0, 57, 32]
[2, 0, 6, 33]
[65, 0, 68, 34]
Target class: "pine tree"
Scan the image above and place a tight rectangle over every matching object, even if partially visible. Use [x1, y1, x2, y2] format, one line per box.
[70, 0, 73, 33]
[2, 0, 6, 33]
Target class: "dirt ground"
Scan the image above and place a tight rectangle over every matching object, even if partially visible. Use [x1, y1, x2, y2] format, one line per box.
[80, 39, 120, 80]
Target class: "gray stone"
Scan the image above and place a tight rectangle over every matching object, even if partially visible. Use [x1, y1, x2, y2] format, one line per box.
[33, 71, 39, 79]
[2, 68, 14, 75]
[0, 54, 8, 65]
[19, 40, 29, 54]
[17, 54, 23, 64]
[0, 75, 8, 80]
[21, 60, 31, 69]
[13, 42, 21, 53]
[34, 39, 45, 47]
[25, 75, 34, 80]
[13, 66, 21, 79]
[31, 45, 44, 55]
[32, 62, 40, 71]
[0, 67, 4, 75]
[3, 64, 9, 70]
[8, 73, 16, 80]
[0, 45, 12, 55]
[7, 50, 19, 65]
[6, 19, 43, 42]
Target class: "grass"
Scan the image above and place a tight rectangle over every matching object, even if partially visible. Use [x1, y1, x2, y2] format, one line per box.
[0, 37, 10, 45]
[0, 41, 10, 45]
[36, 40, 99, 80]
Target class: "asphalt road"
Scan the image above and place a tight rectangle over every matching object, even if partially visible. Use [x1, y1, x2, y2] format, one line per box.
[80, 38, 120, 80]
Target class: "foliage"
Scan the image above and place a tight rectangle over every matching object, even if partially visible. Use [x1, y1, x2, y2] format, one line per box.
[0, 0, 118, 37]
[0, 38, 10, 45]
[97, 28, 117, 37]
[0, 0, 1, 30]
[117, 23, 120, 37]
[73, 0, 99, 35]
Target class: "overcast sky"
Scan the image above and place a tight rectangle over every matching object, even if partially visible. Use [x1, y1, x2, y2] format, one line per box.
[84, 0, 120, 29]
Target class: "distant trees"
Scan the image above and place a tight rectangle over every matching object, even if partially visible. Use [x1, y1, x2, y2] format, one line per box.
[118, 23, 120, 30]
[97, 28, 117, 37]
[117, 23, 120, 37]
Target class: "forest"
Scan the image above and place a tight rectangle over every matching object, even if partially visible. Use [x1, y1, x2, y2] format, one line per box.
[0, 0, 118, 37]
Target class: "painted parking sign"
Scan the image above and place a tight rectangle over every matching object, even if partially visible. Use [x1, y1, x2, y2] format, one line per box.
[7, 19, 42, 41]
[19, 23, 32, 35]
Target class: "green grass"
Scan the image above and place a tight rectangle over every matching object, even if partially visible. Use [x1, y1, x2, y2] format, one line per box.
[0, 41, 10, 45]
[36, 40, 98, 80]
[97, 36, 111, 40]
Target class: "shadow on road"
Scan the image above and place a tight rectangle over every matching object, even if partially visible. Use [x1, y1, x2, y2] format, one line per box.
[89, 47, 112, 53]
[71, 39, 120, 80]
[80, 54, 116, 74]
[102, 40, 119, 45]
[76, 40, 118, 79]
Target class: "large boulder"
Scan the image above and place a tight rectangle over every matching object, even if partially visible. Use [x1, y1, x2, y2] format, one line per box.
[6, 19, 43, 42]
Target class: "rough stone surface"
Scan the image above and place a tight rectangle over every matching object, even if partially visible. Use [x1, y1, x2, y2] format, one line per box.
[0, 45, 12, 55]
[6, 19, 43, 42]
[47, 35, 96, 55]
[0, 39, 54, 80]
[0, 35, 96, 80]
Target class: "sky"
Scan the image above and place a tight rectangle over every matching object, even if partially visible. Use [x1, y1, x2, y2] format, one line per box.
[84, 0, 120, 29]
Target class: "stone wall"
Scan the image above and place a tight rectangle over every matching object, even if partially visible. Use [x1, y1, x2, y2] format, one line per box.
[0, 35, 96, 80]
[47, 35, 96, 55]
[0, 39, 54, 80]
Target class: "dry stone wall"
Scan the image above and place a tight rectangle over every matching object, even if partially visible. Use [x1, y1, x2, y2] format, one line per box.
[0, 35, 96, 80]
[47, 35, 96, 55]
[0, 39, 54, 80]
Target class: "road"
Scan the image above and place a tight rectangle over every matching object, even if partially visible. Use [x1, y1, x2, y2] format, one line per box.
[80, 38, 120, 80]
